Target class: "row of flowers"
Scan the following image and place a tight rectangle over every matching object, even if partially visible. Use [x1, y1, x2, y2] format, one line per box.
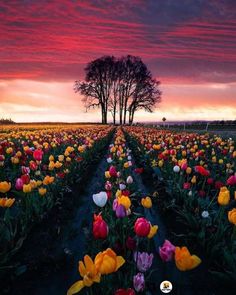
[68, 128, 201, 295]
[124, 126, 236, 283]
[0, 125, 113, 273]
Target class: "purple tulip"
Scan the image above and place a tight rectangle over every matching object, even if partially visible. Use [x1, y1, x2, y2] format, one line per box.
[116, 204, 126, 218]
[159, 240, 176, 262]
[133, 273, 145, 292]
[134, 252, 153, 272]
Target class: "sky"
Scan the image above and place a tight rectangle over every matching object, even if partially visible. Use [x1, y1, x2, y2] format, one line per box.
[0, 0, 236, 123]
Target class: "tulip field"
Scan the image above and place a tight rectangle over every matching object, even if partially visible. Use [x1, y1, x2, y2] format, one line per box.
[0, 124, 235, 295]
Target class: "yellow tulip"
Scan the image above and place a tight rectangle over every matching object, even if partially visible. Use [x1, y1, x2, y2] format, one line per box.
[118, 195, 131, 210]
[116, 190, 122, 198]
[105, 171, 111, 178]
[94, 248, 125, 275]
[191, 176, 197, 184]
[48, 161, 55, 170]
[6, 147, 13, 154]
[58, 155, 64, 162]
[123, 162, 129, 168]
[228, 208, 236, 225]
[186, 167, 192, 174]
[148, 225, 158, 238]
[141, 196, 152, 208]
[38, 187, 47, 196]
[175, 246, 201, 271]
[158, 160, 164, 167]
[0, 197, 15, 207]
[67, 255, 101, 295]
[217, 186, 230, 205]
[49, 155, 54, 161]
[78, 146, 85, 153]
[23, 184, 32, 193]
[0, 181, 11, 193]
[55, 161, 63, 168]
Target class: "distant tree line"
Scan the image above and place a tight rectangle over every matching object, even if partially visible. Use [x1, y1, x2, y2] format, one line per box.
[0, 118, 15, 124]
[74, 55, 161, 125]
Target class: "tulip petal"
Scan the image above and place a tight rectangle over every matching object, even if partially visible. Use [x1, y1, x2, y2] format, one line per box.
[191, 255, 202, 269]
[67, 280, 84, 295]
[93, 272, 101, 283]
[78, 261, 86, 277]
[84, 255, 95, 275]
[116, 256, 125, 271]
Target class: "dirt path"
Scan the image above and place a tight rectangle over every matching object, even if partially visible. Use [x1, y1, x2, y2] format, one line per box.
[127, 142, 195, 295]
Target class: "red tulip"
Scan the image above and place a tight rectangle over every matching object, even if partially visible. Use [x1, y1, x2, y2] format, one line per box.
[207, 178, 214, 185]
[134, 217, 150, 237]
[195, 166, 210, 177]
[106, 191, 112, 199]
[21, 174, 30, 184]
[215, 181, 224, 189]
[134, 168, 144, 174]
[29, 161, 38, 171]
[126, 237, 136, 250]
[33, 149, 43, 161]
[198, 190, 206, 197]
[93, 214, 108, 239]
[183, 182, 191, 189]
[109, 166, 117, 177]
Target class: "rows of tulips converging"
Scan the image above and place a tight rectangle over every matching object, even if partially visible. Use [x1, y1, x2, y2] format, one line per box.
[124, 126, 236, 280]
[0, 125, 113, 269]
[68, 128, 202, 295]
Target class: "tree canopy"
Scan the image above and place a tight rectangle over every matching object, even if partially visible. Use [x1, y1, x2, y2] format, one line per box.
[74, 55, 161, 125]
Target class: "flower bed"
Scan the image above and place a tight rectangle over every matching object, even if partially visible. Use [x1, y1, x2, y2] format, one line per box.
[124, 126, 236, 287]
[67, 128, 202, 295]
[0, 125, 113, 277]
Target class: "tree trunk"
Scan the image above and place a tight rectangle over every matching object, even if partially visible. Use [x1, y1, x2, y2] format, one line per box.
[113, 103, 116, 125]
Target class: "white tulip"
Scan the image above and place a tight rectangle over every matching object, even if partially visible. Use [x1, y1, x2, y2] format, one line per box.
[119, 183, 126, 190]
[173, 165, 180, 173]
[126, 176, 133, 184]
[107, 157, 113, 163]
[201, 211, 209, 218]
[92, 191, 108, 207]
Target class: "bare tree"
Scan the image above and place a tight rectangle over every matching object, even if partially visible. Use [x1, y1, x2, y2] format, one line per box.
[74, 56, 115, 124]
[74, 55, 161, 125]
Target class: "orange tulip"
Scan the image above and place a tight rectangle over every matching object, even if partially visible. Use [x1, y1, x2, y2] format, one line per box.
[95, 248, 125, 275]
[175, 246, 201, 271]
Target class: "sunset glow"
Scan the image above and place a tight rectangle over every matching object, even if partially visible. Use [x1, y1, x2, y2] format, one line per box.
[0, 0, 236, 122]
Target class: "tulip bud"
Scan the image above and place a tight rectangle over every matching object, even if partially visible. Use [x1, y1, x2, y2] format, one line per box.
[126, 176, 133, 184]
[173, 165, 180, 173]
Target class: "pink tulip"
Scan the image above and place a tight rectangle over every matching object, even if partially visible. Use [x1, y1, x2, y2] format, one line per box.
[15, 178, 24, 190]
[159, 240, 176, 262]
[227, 175, 236, 186]
[21, 166, 30, 175]
[109, 165, 117, 177]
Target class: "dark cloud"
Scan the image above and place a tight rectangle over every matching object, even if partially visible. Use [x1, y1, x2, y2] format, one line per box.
[0, 0, 235, 83]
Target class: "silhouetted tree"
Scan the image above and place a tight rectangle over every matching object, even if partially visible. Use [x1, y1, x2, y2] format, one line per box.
[74, 56, 115, 124]
[74, 55, 161, 125]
